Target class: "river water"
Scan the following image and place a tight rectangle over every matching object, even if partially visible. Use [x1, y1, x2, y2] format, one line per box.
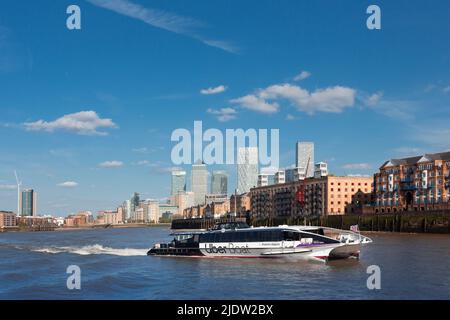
[0, 227, 448, 299]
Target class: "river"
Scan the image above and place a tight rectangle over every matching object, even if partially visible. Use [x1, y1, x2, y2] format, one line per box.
[0, 227, 448, 299]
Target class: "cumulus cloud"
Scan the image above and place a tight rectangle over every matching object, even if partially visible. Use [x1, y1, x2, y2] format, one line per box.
[23, 111, 117, 136]
[99, 160, 124, 168]
[342, 163, 372, 170]
[293, 71, 311, 81]
[200, 85, 227, 95]
[207, 107, 237, 122]
[365, 92, 383, 106]
[57, 181, 78, 188]
[232, 83, 356, 114]
[231, 94, 279, 114]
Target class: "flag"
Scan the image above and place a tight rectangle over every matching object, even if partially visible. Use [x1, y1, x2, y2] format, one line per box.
[350, 225, 360, 233]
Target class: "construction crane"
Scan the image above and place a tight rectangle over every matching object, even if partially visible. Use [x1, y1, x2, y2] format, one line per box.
[296, 157, 311, 221]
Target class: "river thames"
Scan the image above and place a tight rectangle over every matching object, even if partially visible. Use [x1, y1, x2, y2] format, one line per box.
[0, 227, 448, 299]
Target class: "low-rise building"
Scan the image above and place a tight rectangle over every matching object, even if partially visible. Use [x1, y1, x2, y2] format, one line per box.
[230, 193, 251, 216]
[371, 151, 450, 213]
[0, 211, 17, 228]
[65, 211, 93, 227]
[250, 176, 373, 219]
[204, 200, 230, 219]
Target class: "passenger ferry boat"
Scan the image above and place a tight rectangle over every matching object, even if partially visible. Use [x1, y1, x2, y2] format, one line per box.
[147, 222, 372, 261]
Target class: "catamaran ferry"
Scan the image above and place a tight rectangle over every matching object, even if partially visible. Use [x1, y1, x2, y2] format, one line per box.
[147, 222, 372, 261]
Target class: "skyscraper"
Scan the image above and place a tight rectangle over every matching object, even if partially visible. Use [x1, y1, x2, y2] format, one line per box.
[211, 170, 228, 195]
[130, 192, 140, 221]
[171, 170, 186, 196]
[296, 142, 314, 178]
[192, 161, 208, 205]
[237, 147, 259, 193]
[21, 189, 37, 217]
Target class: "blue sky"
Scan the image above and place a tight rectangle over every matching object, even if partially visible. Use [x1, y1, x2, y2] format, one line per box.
[1, 0, 449, 216]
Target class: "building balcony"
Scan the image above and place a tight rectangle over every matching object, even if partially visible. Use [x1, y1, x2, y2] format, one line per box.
[400, 177, 414, 183]
[400, 185, 417, 191]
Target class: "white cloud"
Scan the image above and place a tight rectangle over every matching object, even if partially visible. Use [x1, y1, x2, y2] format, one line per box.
[365, 92, 383, 106]
[285, 114, 296, 121]
[86, 0, 237, 53]
[0, 184, 16, 190]
[342, 163, 372, 170]
[393, 147, 421, 156]
[207, 107, 237, 122]
[293, 71, 311, 81]
[443, 85, 450, 93]
[23, 111, 117, 136]
[200, 85, 227, 95]
[99, 160, 124, 168]
[366, 99, 416, 121]
[231, 94, 279, 114]
[57, 181, 78, 188]
[132, 147, 149, 154]
[232, 83, 356, 114]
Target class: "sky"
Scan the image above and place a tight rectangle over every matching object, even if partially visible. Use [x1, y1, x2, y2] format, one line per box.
[0, 0, 449, 216]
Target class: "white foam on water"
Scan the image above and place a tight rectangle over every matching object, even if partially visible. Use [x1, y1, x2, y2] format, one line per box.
[31, 244, 148, 256]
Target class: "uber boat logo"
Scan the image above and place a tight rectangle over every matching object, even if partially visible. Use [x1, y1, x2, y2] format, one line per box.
[366, 265, 381, 290]
[66, 5, 82, 30]
[66, 265, 81, 290]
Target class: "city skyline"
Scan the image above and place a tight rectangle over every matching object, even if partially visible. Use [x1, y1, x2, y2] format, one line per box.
[1, 1, 450, 215]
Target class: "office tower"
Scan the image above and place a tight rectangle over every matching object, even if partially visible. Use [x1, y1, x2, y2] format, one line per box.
[237, 147, 259, 193]
[171, 170, 186, 196]
[21, 189, 37, 217]
[192, 161, 208, 205]
[296, 142, 314, 178]
[211, 170, 228, 195]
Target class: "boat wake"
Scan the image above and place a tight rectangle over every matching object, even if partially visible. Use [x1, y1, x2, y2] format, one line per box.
[31, 244, 148, 256]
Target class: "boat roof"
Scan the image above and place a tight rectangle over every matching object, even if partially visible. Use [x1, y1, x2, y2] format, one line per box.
[171, 225, 325, 236]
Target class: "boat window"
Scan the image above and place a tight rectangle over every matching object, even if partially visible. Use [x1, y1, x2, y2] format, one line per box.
[283, 231, 301, 241]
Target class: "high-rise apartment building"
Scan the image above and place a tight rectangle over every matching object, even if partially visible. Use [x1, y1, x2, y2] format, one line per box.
[296, 142, 314, 178]
[237, 147, 259, 193]
[192, 161, 208, 205]
[20, 189, 37, 217]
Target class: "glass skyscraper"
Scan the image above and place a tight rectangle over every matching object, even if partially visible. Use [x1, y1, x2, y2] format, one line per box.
[171, 170, 187, 195]
[237, 147, 259, 194]
[21, 189, 37, 217]
[296, 142, 314, 178]
[211, 170, 228, 195]
[192, 161, 208, 205]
